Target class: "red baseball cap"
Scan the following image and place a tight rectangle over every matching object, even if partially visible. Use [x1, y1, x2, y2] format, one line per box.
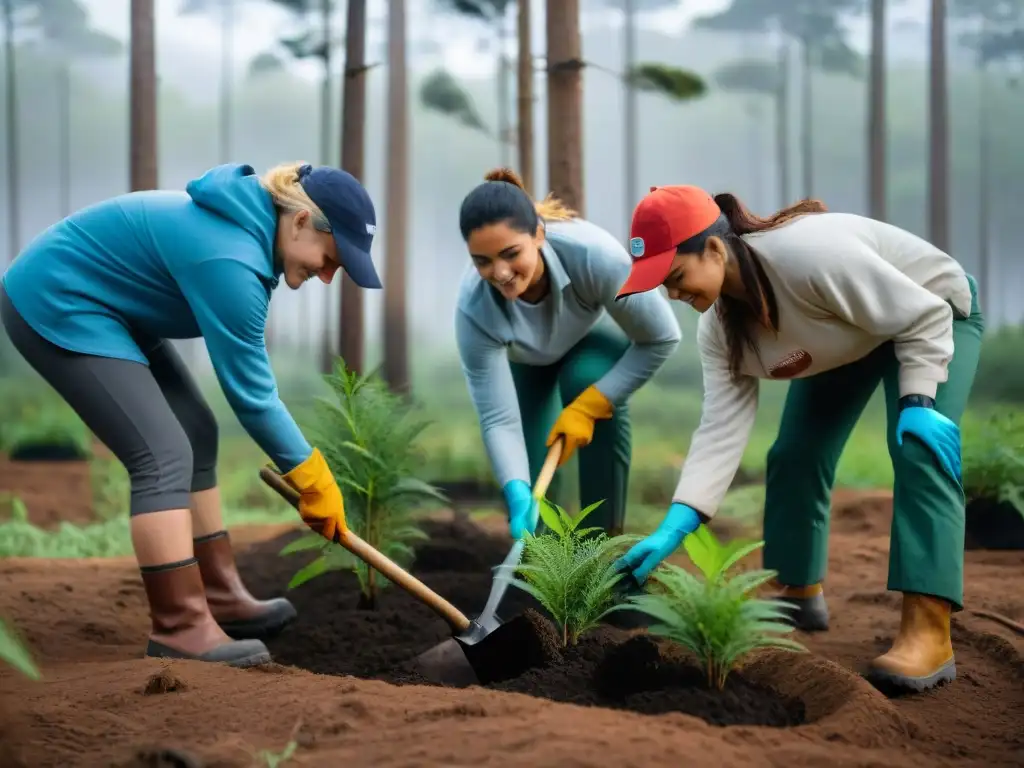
[616, 185, 721, 299]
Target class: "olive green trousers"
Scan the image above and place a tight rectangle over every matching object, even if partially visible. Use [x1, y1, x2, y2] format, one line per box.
[510, 320, 632, 534]
[762, 275, 984, 610]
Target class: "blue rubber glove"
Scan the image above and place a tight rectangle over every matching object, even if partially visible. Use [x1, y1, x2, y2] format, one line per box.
[503, 479, 538, 540]
[895, 397, 962, 482]
[615, 502, 702, 584]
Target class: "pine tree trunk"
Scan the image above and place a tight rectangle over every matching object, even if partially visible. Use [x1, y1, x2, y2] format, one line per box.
[927, 0, 949, 251]
[339, 0, 368, 375]
[516, 0, 534, 194]
[545, 0, 584, 214]
[3, 0, 19, 267]
[383, 0, 410, 394]
[129, 0, 158, 192]
[868, 0, 887, 221]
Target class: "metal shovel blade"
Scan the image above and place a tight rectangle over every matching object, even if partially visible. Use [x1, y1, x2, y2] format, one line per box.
[411, 539, 525, 687]
[412, 636, 480, 687]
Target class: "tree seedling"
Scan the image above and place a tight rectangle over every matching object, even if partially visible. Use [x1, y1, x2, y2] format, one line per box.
[508, 498, 637, 648]
[279, 360, 447, 608]
[611, 525, 805, 691]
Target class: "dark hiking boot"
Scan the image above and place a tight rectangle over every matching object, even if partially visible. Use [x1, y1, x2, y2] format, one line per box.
[774, 582, 830, 632]
[140, 558, 272, 667]
[866, 592, 956, 694]
[194, 530, 297, 640]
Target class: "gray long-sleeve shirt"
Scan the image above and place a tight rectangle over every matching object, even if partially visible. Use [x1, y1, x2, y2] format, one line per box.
[454, 217, 682, 489]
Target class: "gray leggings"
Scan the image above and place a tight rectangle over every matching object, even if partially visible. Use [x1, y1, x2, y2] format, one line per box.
[0, 285, 218, 515]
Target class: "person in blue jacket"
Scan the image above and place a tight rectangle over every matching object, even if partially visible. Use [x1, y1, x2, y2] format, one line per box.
[0, 162, 373, 667]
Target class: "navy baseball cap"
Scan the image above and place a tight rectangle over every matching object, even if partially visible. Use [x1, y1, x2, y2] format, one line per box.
[298, 164, 382, 289]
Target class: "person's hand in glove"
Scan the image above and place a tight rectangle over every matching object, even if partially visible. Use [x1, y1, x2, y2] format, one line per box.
[895, 395, 962, 482]
[282, 447, 347, 542]
[615, 502, 702, 583]
[546, 385, 614, 467]
[503, 479, 538, 540]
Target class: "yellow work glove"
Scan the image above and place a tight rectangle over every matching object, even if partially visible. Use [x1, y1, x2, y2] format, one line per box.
[546, 385, 614, 467]
[282, 447, 347, 543]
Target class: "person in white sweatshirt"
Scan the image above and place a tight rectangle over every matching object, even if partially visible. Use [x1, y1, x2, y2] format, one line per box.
[614, 184, 983, 695]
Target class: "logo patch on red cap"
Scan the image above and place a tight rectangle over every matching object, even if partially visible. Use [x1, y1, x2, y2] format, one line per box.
[629, 237, 645, 258]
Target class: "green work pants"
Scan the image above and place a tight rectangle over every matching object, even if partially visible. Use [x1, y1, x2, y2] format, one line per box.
[762, 275, 984, 611]
[510, 319, 632, 535]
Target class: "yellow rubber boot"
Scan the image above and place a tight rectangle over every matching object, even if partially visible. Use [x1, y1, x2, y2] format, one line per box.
[867, 592, 956, 693]
[772, 580, 829, 632]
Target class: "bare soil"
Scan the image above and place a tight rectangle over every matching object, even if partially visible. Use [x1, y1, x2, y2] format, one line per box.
[0, 476, 1022, 768]
[0, 453, 95, 526]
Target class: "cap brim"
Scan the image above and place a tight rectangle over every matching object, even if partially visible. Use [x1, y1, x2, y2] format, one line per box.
[615, 248, 675, 300]
[333, 231, 382, 290]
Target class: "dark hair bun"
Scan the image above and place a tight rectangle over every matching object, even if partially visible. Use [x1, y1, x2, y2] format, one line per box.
[484, 167, 527, 190]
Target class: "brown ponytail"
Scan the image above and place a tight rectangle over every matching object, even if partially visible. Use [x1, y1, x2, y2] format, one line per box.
[712, 193, 828, 380]
[483, 167, 577, 222]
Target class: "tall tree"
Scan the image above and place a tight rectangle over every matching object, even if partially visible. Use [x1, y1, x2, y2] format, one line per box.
[433, 0, 515, 166]
[867, 0, 886, 222]
[30, 0, 121, 216]
[383, 0, 410, 394]
[713, 58, 781, 209]
[517, 0, 533, 194]
[694, 0, 865, 199]
[339, 0, 369, 375]
[254, 0, 338, 367]
[611, 0, 689, 232]
[547, 0, 583, 213]
[130, 0, 158, 192]
[178, 0, 238, 164]
[949, 0, 1024, 319]
[927, 0, 948, 251]
[2, 0, 20, 265]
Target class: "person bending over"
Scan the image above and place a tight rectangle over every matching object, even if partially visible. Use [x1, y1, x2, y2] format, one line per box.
[615, 184, 982, 694]
[455, 168, 681, 541]
[1, 162, 376, 667]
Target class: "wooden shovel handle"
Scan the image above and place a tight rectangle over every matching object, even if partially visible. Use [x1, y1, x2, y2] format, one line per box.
[259, 466, 471, 633]
[533, 437, 562, 500]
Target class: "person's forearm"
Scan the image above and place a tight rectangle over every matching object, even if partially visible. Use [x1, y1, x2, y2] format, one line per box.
[671, 379, 759, 519]
[481, 423, 532, 489]
[593, 337, 678, 405]
[234, 400, 312, 474]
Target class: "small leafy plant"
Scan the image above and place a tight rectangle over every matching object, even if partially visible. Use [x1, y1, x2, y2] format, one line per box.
[612, 525, 804, 691]
[280, 360, 447, 608]
[508, 498, 637, 647]
[961, 411, 1024, 519]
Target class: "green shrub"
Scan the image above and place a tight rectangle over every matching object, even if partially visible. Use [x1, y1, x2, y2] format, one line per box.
[2, 404, 90, 458]
[972, 325, 1024, 405]
[509, 498, 637, 647]
[612, 526, 804, 690]
[280, 360, 446, 607]
[89, 456, 130, 521]
[962, 410, 1024, 516]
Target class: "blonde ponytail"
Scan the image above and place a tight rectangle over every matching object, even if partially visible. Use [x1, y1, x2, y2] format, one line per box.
[483, 167, 577, 222]
[259, 162, 330, 229]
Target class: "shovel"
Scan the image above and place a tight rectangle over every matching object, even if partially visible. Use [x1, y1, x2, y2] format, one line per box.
[257, 438, 561, 687]
[410, 437, 563, 685]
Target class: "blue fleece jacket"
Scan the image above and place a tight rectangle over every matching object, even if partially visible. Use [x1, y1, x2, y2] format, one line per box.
[0, 163, 312, 473]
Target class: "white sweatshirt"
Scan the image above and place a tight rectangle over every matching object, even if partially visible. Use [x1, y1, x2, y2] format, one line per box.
[673, 211, 972, 519]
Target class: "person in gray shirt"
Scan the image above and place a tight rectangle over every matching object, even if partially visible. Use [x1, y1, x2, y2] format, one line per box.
[454, 168, 681, 539]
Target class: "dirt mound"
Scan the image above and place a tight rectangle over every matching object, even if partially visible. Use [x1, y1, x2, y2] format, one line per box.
[0, 454, 95, 526]
[0, 490, 1022, 766]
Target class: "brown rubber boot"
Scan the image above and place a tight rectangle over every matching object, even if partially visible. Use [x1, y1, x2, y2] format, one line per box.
[772, 580, 830, 631]
[194, 530, 297, 640]
[141, 557, 272, 667]
[866, 592, 956, 693]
